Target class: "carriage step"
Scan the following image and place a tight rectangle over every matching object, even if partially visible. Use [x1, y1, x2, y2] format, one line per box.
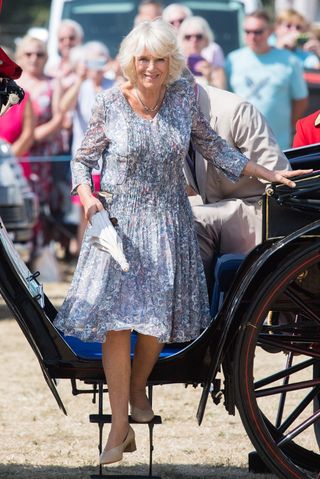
[90, 414, 162, 425]
[248, 451, 271, 473]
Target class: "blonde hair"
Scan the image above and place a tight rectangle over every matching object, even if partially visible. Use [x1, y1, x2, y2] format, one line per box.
[15, 35, 48, 62]
[118, 18, 185, 84]
[275, 8, 308, 29]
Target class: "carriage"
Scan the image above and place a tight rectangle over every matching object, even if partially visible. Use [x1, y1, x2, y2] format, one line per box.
[0, 144, 320, 479]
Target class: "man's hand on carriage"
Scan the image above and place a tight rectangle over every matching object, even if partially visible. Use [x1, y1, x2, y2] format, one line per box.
[243, 161, 313, 188]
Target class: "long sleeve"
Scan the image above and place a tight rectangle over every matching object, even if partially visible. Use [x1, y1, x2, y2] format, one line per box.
[189, 86, 248, 182]
[231, 100, 289, 172]
[71, 93, 109, 194]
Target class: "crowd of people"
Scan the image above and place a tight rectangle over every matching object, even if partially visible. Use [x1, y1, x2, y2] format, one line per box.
[1, 0, 318, 466]
[0, 1, 319, 265]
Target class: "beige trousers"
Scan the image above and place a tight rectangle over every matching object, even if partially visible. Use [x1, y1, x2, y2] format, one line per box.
[191, 198, 262, 294]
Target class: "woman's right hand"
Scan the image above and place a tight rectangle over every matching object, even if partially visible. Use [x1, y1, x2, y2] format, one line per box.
[77, 184, 104, 222]
[83, 196, 104, 223]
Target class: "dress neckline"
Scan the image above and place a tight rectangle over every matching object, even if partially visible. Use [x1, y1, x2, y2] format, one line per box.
[118, 85, 168, 122]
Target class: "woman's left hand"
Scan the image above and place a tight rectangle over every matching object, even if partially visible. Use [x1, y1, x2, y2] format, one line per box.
[243, 160, 313, 188]
[265, 168, 313, 188]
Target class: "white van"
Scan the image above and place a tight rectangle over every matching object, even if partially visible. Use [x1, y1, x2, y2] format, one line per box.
[47, 0, 244, 61]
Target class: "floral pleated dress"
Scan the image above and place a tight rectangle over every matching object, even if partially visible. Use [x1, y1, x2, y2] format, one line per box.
[54, 79, 247, 343]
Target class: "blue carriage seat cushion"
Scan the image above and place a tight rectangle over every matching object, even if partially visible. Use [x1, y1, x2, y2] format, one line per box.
[210, 253, 245, 317]
[63, 331, 184, 361]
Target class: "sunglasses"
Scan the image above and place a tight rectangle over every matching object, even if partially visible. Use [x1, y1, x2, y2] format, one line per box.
[244, 29, 266, 36]
[170, 18, 185, 26]
[184, 34, 204, 41]
[24, 52, 46, 58]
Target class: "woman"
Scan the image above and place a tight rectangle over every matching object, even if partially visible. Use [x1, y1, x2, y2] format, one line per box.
[0, 90, 34, 178]
[54, 19, 305, 465]
[272, 8, 319, 68]
[178, 16, 226, 89]
[16, 35, 64, 253]
[16, 35, 63, 206]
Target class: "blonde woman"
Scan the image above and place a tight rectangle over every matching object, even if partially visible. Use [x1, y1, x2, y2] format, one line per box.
[55, 19, 304, 465]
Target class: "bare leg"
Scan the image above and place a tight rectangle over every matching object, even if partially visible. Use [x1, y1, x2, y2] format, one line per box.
[102, 329, 131, 449]
[130, 333, 163, 410]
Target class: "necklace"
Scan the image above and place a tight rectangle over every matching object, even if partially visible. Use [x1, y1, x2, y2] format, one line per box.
[134, 87, 163, 113]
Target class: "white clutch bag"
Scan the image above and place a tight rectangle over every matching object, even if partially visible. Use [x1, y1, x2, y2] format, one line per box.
[87, 210, 129, 272]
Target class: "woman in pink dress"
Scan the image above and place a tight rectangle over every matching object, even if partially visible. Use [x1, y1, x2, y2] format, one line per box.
[0, 90, 34, 178]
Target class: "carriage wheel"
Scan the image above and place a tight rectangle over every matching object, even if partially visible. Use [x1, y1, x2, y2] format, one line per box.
[234, 248, 320, 479]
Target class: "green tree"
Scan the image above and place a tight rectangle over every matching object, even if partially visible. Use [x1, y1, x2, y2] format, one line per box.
[1, 0, 49, 25]
[0, 0, 50, 48]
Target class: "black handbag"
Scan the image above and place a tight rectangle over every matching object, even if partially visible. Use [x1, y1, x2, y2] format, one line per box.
[262, 171, 320, 240]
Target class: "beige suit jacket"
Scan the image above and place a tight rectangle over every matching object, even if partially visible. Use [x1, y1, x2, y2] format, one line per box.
[185, 84, 291, 289]
[185, 84, 290, 205]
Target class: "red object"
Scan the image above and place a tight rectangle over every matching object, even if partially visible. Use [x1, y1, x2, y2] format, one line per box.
[72, 174, 101, 204]
[292, 110, 320, 147]
[303, 70, 320, 85]
[0, 91, 32, 178]
[0, 47, 22, 79]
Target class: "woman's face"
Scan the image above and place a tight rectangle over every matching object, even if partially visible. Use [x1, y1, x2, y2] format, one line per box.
[181, 28, 207, 56]
[19, 41, 47, 77]
[134, 49, 169, 90]
[276, 17, 306, 38]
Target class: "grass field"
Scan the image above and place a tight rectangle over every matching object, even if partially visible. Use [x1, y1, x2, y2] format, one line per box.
[0, 278, 287, 479]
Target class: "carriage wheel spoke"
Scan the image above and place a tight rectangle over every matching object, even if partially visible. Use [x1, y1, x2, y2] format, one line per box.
[277, 408, 320, 447]
[285, 286, 320, 325]
[278, 385, 320, 434]
[254, 357, 315, 389]
[275, 351, 294, 428]
[255, 378, 320, 398]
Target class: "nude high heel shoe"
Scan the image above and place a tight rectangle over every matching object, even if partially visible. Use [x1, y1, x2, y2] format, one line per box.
[99, 426, 136, 465]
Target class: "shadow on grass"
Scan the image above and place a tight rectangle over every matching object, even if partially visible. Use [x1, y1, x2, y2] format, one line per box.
[0, 463, 277, 479]
[0, 302, 11, 320]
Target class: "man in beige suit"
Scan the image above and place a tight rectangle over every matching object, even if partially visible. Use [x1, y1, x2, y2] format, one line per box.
[185, 83, 290, 293]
